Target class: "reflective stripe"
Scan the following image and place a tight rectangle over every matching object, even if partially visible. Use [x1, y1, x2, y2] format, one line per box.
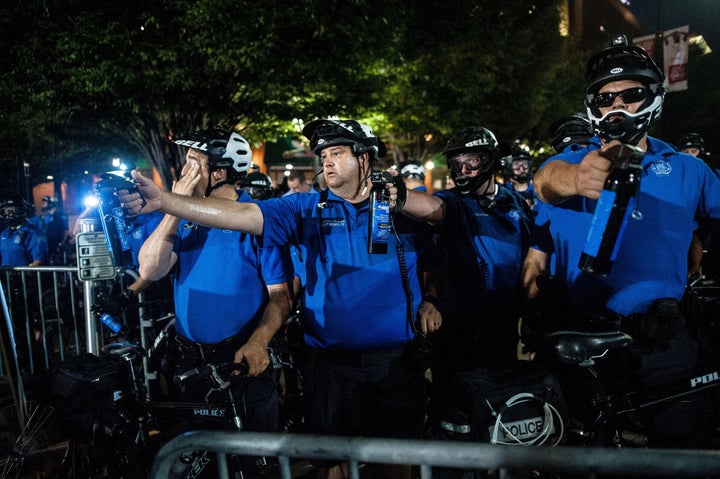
[440, 420, 471, 434]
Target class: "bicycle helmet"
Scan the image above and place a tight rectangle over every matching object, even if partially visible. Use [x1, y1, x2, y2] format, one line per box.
[677, 133, 705, 156]
[584, 36, 665, 145]
[399, 161, 426, 181]
[549, 113, 595, 153]
[174, 129, 252, 196]
[506, 146, 533, 183]
[442, 127, 500, 194]
[302, 119, 387, 161]
[239, 171, 274, 200]
[0, 194, 33, 227]
[41, 195, 60, 212]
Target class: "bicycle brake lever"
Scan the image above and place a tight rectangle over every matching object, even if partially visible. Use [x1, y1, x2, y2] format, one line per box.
[268, 348, 282, 370]
[208, 364, 231, 390]
[174, 366, 202, 384]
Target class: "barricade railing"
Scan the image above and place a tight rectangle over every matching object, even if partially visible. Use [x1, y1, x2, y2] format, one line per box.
[1, 266, 85, 375]
[0, 265, 147, 377]
[151, 430, 720, 479]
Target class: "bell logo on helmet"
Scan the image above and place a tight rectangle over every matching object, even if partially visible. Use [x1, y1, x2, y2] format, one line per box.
[175, 140, 209, 151]
[610, 67, 624, 74]
[465, 139, 491, 148]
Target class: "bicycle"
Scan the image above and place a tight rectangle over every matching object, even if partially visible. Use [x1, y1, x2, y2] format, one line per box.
[539, 328, 720, 455]
[51, 308, 285, 479]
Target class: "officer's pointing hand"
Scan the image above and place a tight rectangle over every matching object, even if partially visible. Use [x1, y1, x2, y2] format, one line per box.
[118, 170, 162, 216]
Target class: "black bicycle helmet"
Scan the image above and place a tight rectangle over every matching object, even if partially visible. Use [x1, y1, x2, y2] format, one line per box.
[549, 113, 595, 153]
[584, 36, 665, 144]
[506, 145, 533, 183]
[239, 171, 274, 200]
[0, 193, 33, 226]
[442, 127, 500, 194]
[677, 133, 705, 155]
[302, 119, 387, 161]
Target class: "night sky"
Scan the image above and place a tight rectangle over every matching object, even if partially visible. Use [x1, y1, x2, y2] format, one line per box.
[627, 0, 720, 53]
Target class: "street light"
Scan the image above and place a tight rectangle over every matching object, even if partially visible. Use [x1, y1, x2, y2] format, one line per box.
[23, 161, 31, 202]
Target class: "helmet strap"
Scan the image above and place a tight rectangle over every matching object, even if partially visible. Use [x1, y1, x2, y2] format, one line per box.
[357, 153, 372, 197]
[204, 176, 233, 198]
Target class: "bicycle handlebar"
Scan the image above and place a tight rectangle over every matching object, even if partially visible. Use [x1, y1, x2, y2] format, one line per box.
[174, 361, 249, 387]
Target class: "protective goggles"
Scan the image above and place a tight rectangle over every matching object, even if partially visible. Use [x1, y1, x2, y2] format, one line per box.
[592, 87, 649, 108]
[448, 152, 492, 172]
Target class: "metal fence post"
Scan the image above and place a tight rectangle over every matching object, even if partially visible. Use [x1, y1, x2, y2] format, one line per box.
[77, 218, 100, 355]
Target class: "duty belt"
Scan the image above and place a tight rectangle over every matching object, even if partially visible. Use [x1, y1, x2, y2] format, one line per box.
[175, 332, 246, 359]
[314, 346, 404, 367]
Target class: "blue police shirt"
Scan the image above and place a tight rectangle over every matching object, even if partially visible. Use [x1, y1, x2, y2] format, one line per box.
[172, 192, 293, 344]
[535, 136, 720, 315]
[432, 185, 533, 318]
[0, 223, 48, 266]
[30, 211, 68, 247]
[128, 211, 164, 270]
[257, 190, 422, 350]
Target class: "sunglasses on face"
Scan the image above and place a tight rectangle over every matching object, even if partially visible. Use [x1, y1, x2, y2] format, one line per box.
[592, 87, 649, 108]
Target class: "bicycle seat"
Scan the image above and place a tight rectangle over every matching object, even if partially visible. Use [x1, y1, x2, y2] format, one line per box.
[102, 341, 145, 359]
[545, 330, 633, 367]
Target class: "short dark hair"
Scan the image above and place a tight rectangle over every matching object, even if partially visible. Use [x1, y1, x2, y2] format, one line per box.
[286, 170, 307, 182]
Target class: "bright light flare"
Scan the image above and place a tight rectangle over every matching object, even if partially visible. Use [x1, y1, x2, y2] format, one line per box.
[83, 195, 99, 209]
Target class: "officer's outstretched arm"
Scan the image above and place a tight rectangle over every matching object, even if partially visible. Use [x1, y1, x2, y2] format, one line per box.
[384, 168, 445, 225]
[124, 166, 265, 235]
[535, 145, 618, 204]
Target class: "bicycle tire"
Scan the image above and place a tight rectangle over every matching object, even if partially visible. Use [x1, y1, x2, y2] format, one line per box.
[0, 399, 69, 479]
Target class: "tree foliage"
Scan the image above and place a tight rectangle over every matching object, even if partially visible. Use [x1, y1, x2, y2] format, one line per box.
[2, 0, 666, 195]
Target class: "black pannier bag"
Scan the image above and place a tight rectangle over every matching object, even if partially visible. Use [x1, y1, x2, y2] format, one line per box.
[434, 363, 568, 445]
[51, 352, 129, 443]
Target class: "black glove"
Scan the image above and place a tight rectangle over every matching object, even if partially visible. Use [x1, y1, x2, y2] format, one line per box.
[374, 170, 407, 214]
[391, 173, 407, 214]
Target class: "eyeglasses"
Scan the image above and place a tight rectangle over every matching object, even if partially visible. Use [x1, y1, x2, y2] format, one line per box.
[592, 87, 649, 108]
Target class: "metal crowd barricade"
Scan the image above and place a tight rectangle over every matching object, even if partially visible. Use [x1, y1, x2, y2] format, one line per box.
[0, 266, 85, 375]
[151, 431, 720, 479]
[0, 265, 147, 377]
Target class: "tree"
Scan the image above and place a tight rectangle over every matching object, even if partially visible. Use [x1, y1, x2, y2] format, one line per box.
[1, 0, 410, 191]
[1, 0, 619, 193]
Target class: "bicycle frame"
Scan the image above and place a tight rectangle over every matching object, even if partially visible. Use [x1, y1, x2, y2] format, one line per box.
[615, 366, 720, 415]
[545, 330, 720, 448]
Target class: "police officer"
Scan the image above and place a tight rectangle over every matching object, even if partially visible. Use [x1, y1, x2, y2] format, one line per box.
[398, 161, 427, 192]
[29, 196, 69, 264]
[0, 194, 47, 267]
[393, 127, 535, 443]
[677, 132, 705, 158]
[238, 171, 275, 200]
[138, 129, 294, 438]
[504, 145, 536, 208]
[528, 36, 720, 447]
[548, 113, 595, 154]
[122, 119, 427, 479]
